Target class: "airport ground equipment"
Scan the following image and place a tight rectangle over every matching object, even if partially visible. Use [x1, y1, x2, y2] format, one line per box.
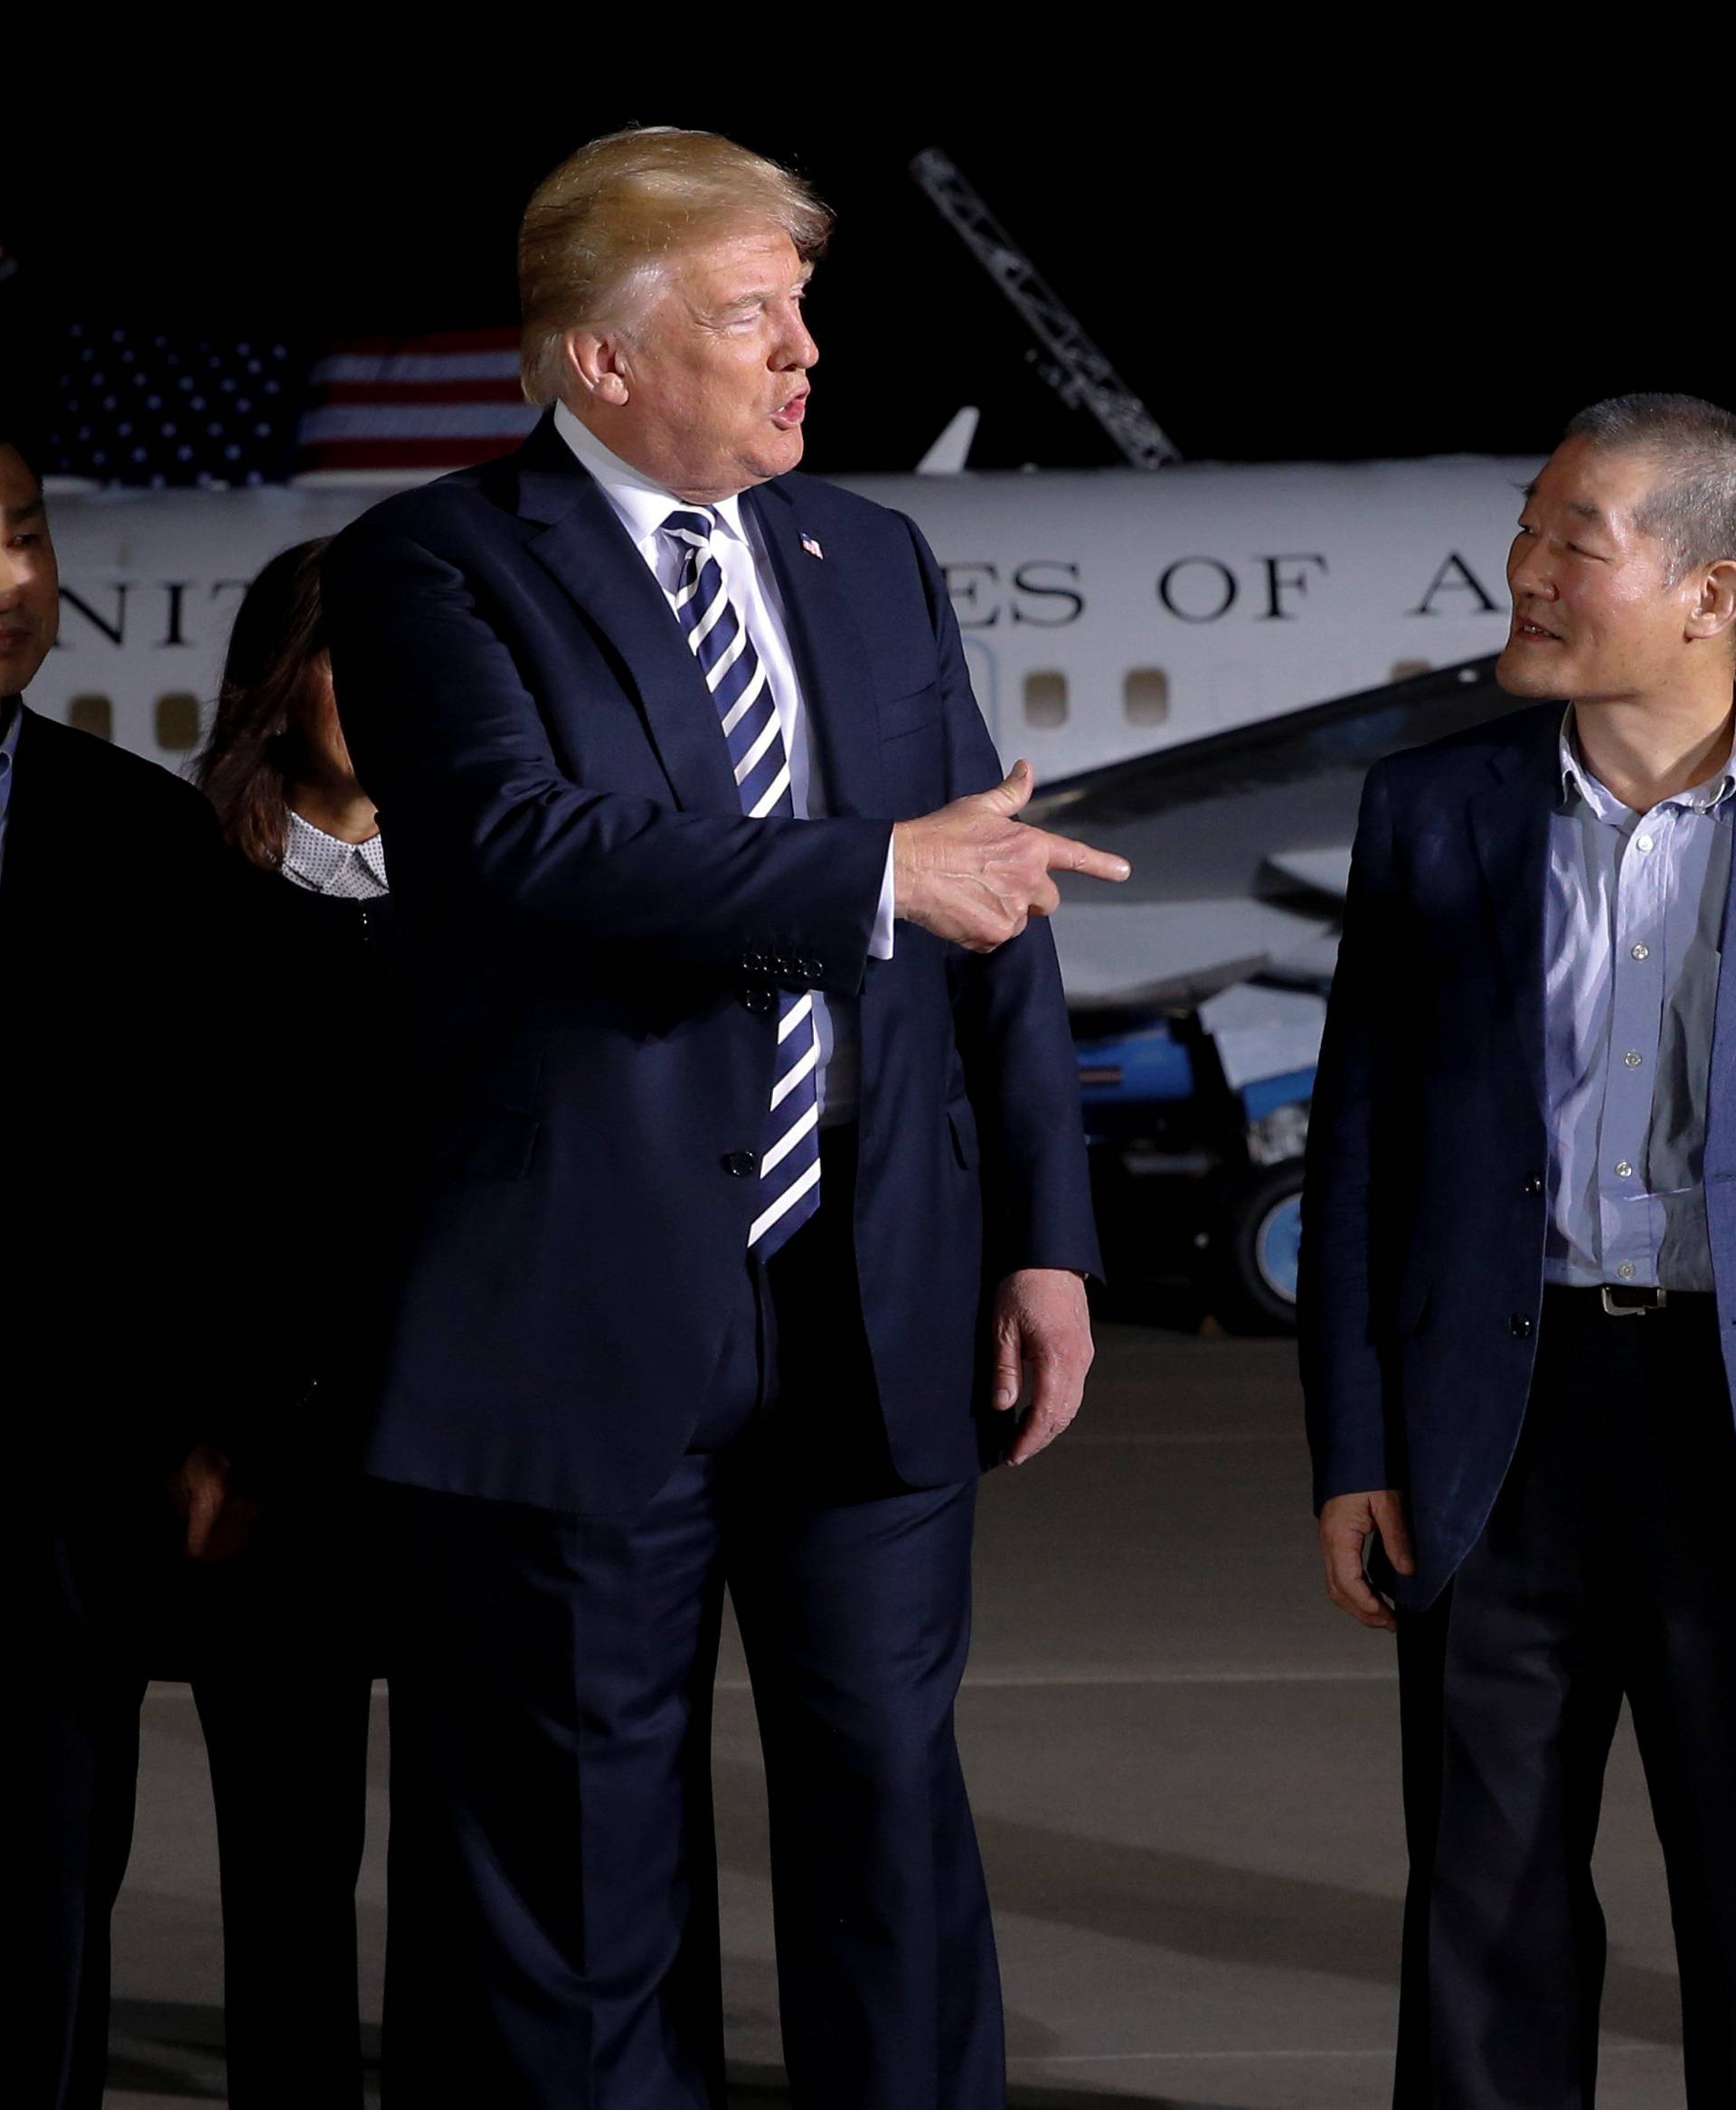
[1053, 655, 1527, 1332]
[1074, 1002, 1315, 1333]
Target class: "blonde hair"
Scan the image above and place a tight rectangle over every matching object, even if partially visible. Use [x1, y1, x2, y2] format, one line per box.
[518, 127, 833, 407]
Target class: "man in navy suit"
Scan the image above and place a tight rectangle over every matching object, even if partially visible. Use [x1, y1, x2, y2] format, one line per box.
[1302, 393, 1736, 2105]
[322, 128, 1127, 2108]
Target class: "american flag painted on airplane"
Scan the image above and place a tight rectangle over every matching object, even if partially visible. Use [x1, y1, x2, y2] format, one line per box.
[294, 328, 539, 483]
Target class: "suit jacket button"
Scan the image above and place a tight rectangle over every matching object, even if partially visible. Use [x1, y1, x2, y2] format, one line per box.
[1523, 1176, 1544, 1197]
[800, 956, 823, 981]
[742, 986, 776, 1015]
[1509, 1314, 1533, 1339]
[722, 1150, 758, 1177]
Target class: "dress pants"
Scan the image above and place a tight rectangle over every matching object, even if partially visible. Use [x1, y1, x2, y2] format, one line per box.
[376, 1133, 1004, 2109]
[1393, 1286, 1736, 2107]
[20, 1490, 373, 2110]
[175, 1502, 376, 2110]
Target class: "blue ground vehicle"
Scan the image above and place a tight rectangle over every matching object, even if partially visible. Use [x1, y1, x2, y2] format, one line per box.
[1073, 1002, 1316, 1333]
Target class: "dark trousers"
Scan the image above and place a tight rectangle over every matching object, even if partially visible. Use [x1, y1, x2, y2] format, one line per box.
[20, 1498, 373, 2110]
[376, 1135, 1003, 2109]
[1394, 1286, 1736, 2107]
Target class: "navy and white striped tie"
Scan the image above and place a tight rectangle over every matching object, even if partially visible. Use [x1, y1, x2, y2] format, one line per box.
[665, 506, 821, 1259]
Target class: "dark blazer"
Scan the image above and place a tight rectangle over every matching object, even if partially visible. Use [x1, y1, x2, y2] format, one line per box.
[1, 705, 235, 1476]
[1300, 700, 1736, 1607]
[322, 414, 1099, 1516]
[222, 852, 401, 1477]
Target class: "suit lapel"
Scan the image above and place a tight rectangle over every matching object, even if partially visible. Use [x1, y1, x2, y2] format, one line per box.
[748, 483, 886, 820]
[1467, 715, 1560, 1120]
[514, 419, 740, 816]
[1705, 820, 1736, 1182]
[2, 709, 62, 912]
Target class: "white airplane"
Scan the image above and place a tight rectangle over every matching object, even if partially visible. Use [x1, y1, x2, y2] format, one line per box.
[33, 447, 1533, 997]
[37, 447, 1533, 783]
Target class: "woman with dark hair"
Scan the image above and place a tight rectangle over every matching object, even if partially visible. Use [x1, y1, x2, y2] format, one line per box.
[173, 535, 399, 2109]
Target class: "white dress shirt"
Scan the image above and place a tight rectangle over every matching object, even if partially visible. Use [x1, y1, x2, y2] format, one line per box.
[553, 402, 895, 1125]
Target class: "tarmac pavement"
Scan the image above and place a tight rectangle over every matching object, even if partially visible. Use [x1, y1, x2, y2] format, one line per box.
[101, 1322, 1685, 2107]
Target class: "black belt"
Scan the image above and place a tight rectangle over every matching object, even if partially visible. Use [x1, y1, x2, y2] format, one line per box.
[1546, 1283, 1716, 1318]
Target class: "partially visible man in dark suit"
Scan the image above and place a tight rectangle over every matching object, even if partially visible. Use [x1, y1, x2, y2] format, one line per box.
[5, 429, 253, 2108]
[1302, 393, 1736, 2105]
[322, 127, 1127, 2108]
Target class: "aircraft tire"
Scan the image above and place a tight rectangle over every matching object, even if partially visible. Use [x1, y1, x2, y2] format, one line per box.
[1207, 1159, 1305, 1336]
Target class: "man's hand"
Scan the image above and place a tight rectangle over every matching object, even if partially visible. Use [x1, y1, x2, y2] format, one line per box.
[1319, 1489, 1416, 1632]
[992, 1268, 1095, 1465]
[168, 1444, 260, 1563]
[893, 761, 1129, 953]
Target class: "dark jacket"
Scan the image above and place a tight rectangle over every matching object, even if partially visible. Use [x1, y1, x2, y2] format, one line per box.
[222, 851, 401, 1482]
[2, 704, 237, 1478]
[321, 413, 1099, 1516]
[1299, 701, 1736, 1608]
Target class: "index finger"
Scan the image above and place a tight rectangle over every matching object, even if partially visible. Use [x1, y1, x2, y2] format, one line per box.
[1037, 830, 1130, 884]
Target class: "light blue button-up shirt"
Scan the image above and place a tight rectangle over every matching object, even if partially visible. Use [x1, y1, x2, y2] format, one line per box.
[1543, 712, 1736, 1291]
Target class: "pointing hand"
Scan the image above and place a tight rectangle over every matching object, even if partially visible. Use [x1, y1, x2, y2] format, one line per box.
[892, 761, 1130, 953]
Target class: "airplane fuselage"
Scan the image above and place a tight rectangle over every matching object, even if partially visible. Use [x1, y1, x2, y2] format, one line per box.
[33, 454, 1535, 774]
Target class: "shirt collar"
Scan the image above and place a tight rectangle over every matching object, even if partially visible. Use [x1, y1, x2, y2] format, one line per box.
[281, 808, 387, 892]
[1558, 707, 1736, 822]
[552, 400, 749, 554]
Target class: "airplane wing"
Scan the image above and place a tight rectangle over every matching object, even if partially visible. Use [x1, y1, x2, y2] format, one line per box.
[1034, 655, 1516, 1004]
[1261, 847, 1353, 900]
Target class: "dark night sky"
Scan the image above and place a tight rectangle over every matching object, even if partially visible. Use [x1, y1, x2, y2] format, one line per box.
[14, 88, 1729, 476]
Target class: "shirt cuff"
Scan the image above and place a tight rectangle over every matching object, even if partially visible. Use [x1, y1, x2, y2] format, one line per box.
[869, 836, 897, 960]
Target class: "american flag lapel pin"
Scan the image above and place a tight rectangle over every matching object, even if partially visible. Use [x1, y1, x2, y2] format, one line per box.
[800, 532, 825, 560]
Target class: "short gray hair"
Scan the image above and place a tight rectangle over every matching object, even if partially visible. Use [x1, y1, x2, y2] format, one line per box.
[1565, 391, 1736, 582]
[518, 127, 833, 409]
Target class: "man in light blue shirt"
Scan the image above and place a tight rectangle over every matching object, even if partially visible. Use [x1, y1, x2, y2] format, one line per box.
[1305, 393, 1736, 2105]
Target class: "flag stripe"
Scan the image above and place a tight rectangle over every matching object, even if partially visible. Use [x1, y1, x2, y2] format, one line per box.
[317, 378, 529, 408]
[299, 403, 540, 443]
[294, 437, 531, 470]
[311, 352, 524, 386]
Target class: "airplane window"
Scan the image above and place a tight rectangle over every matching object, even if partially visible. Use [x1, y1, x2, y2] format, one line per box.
[1124, 669, 1169, 727]
[1024, 670, 1068, 728]
[156, 692, 202, 752]
[67, 694, 113, 741]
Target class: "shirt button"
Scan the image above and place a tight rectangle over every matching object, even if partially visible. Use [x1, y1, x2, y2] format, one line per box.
[1631, 943, 1650, 961]
[1615, 1161, 1633, 1179]
[1636, 834, 1654, 852]
[1618, 1261, 1637, 1280]
[1625, 1050, 1644, 1069]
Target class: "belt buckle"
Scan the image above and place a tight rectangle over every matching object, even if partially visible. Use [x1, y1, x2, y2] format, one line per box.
[1600, 1285, 1666, 1316]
